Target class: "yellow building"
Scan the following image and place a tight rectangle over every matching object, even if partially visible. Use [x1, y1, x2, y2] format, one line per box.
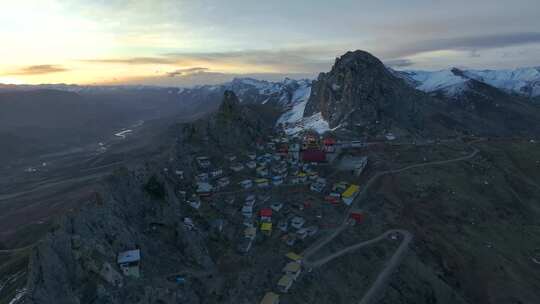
[260, 292, 280, 304]
[255, 178, 270, 188]
[297, 172, 308, 183]
[282, 262, 302, 280]
[277, 274, 295, 293]
[244, 227, 257, 240]
[261, 222, 273, 235]
[285, 252, 303, 262]
[342, 184, 360, 205]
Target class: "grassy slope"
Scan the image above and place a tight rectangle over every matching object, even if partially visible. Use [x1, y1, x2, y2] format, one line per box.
[373, 141, 540, 304]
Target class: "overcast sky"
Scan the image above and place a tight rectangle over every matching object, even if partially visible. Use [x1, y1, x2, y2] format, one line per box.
[1, 0, 539, 86]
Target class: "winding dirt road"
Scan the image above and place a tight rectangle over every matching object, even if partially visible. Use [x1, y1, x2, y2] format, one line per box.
[301, 146, 479, 304]
[304, 229, 412, 268]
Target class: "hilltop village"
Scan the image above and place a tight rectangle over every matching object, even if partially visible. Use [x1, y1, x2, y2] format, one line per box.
[121, 128, 378, 303]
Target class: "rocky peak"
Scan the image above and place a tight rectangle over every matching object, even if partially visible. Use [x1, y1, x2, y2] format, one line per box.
[218, 90, 240, 115]
[178, 90, 278, 152]
[450, 67, 467, 78]
[304, 49, 428, 131]
[333, 50, 386, 69]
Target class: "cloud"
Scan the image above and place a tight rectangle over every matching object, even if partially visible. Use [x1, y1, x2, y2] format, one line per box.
[383, 59, 415, 68]
[381, 32, 540, 59]
[163, 47, 338, 73]
[82, 46, 340, 75]
[81, 57, 177, 65]
[79, 32, 540, 83]
[7, 65, 68, 76]
[167, 67, 208, 77]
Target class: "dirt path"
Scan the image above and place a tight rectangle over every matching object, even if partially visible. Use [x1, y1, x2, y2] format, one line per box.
[0, 243, 36, 254]
[356, 230, 413, 304]
[300, 145, 479, 304]
[304, 230, 411, 268]
[303, 147, 479, 258]
[303, 230, 413, 304]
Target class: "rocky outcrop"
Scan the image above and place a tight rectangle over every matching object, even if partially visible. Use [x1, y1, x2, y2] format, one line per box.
[178, 91, 278, 152]
[22, 91, 279, 304]
[304, 50, 540, 137]
[304, 50, 430, 131]
[23, 171, 212, 304]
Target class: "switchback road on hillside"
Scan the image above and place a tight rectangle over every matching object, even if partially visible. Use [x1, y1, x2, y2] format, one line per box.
[302, 145, 479, 304]
[303, 230, 413, 304]
[357, 231, 413, 304]
[303, 147, 479, 259]
[304, 229, 412, 268]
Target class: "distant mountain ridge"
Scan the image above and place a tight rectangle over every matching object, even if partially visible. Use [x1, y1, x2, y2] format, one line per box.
[302, 50, 540, 137]
[3, 63, 539, 138]
[3, 64, 539, 99]
[399, 66, 540, 98]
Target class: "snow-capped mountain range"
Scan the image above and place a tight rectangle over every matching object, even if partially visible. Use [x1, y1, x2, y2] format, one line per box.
[398, 66, 540, 98]
[2, 65, 538, 136]
[225, 78, 330, 135]
[175, 77, 323, 135]
[225, 66, 540, 135]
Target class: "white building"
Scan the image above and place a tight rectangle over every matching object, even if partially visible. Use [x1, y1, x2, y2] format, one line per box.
[272, 175, 284, 186]
[291, 216, 305, 230]
[239, 179, 253, 189]
[117, 249, 141, 278]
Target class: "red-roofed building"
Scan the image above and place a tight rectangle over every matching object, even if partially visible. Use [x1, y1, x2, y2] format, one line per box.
[350, 210, 364, 224]
[302, 150, 326, 163]
[323, 137, 336, 153]
[260, 208, 273, 221]
[323, 137, 336, 146]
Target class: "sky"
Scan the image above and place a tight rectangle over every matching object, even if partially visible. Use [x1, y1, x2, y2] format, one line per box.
[0, 0, 539, 86]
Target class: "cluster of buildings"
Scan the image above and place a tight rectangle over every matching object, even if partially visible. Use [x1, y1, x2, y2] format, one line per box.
[259, 252, 304, 303]
[112, 132, 370, 297]
[323, 181, 362, 207]
[184, 135, 335, 203]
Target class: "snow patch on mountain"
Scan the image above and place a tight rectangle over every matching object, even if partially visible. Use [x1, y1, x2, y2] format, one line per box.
[282, 112, 330, 135]
[276, 87, 311, 126]
[465, 67, 540, 97]
[291, 84, 311, 104]
[226, 77, 313, 106]
[404, 70, 467, 93]
[276, 79, 313, 123]
[401, 67, 540, 97]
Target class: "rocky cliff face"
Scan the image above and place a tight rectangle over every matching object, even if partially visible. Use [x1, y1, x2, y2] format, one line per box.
[304, 50, 540, 137]
[304, 50, 430, 131]
[21, 91, 279, 304]
[24, 171, 212, 304]
[177, 90, 278, 152]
